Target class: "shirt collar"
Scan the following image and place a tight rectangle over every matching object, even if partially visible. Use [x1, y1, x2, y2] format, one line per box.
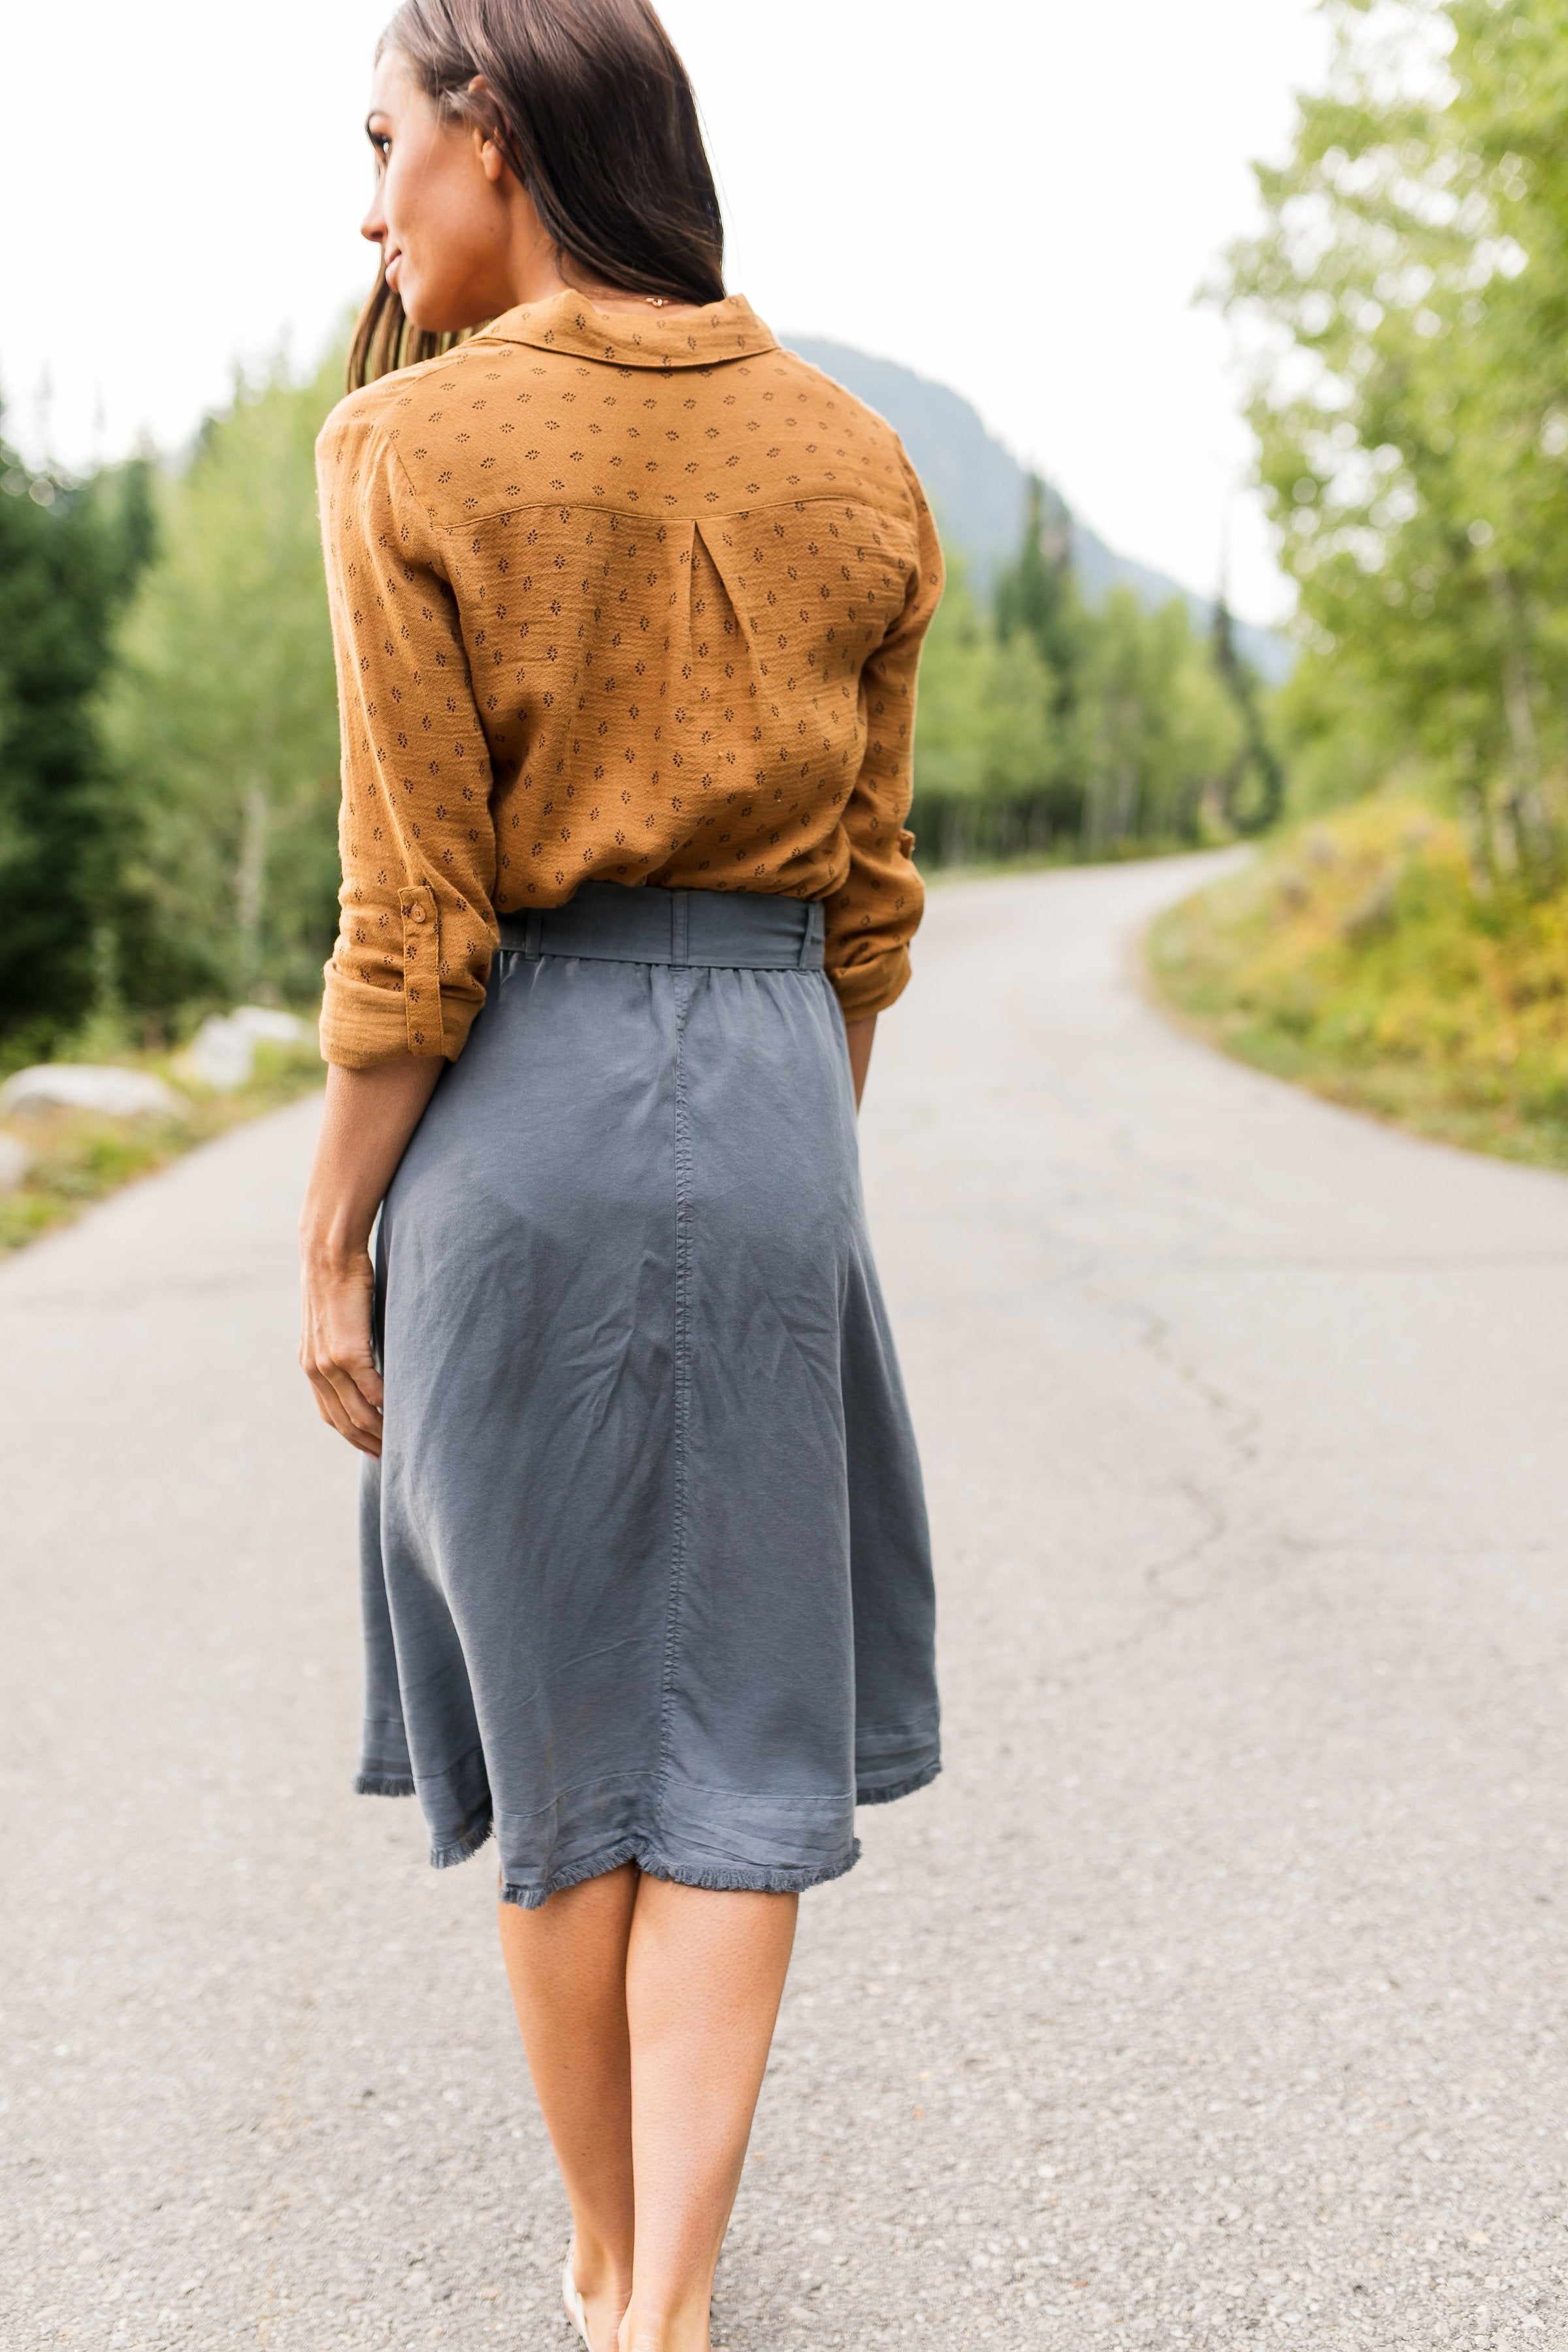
[479, 289, 777, 370]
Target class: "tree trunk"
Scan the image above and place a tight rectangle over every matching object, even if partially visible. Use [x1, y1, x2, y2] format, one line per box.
[236, 779, 269, 991]
[1490, 568, 1552, 871]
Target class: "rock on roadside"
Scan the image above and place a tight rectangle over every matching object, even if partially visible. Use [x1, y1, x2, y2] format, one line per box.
[174, 1007, 312, 1092]
[0, 1066, 186, 1120]
[231, 1006, 308, 1046]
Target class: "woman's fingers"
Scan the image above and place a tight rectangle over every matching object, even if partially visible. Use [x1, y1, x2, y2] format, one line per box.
[299, 1252, 385, 1455]
[307, 1363, 384, 1456]
[303, 1343, 382, 1443]
[321, 1356, 384, 1441]
[304, 1356, 383, 1454]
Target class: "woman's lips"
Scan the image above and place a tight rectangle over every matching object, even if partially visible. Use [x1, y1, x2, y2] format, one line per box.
[385, 248, 402, 289]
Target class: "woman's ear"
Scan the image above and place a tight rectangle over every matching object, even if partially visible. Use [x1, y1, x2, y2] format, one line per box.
[466, 74, 514, 186]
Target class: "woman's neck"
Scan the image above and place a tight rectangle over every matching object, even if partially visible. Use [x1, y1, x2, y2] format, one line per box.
[552, 261, 707, 319]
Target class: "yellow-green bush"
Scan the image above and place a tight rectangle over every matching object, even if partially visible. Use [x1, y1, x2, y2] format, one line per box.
[1150, 798, 1568, 1168]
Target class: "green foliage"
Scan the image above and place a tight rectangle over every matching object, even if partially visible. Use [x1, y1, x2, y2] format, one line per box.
[0, 442, 153, 1050]
[912, 559, 1071, 859]
[1151, 794, 1568, 1169]
[1212, 592, 1286, 828]
[1224, 0, 1568, 877]
[1076, 589, 1245, 849]
[914, 478, 1256, 864]
[101, 350, 346, 1015]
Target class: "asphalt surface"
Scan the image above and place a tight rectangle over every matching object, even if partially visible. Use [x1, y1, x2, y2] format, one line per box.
[5, 853, 1568, 2352]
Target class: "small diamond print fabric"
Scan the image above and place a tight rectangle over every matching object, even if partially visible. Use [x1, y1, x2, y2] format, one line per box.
[314, 291, 943, 1065]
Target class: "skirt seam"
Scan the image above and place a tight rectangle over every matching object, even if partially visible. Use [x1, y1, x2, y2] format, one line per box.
[657, 968, 696, 1812]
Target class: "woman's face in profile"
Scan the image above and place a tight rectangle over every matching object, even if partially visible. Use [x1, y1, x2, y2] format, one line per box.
[361, 48, 517, 333]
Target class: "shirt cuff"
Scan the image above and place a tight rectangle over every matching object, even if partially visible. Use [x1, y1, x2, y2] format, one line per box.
[826, 944, 911, 1022]
[318, 961, 482, 1068]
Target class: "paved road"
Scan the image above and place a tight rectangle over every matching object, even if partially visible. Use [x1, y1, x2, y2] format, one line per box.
[6, 854, 1568, 2352]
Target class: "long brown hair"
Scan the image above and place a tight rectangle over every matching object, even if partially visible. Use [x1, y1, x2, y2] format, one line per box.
[348, 0, 725, 389]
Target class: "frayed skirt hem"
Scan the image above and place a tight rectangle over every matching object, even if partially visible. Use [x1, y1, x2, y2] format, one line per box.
[355, 1757, 939, 1897]
[497, 1835, 862, 1908]
[856, 1756, 941, 1806]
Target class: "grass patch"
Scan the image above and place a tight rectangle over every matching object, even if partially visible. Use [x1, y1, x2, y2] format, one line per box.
[0, 1036, 324, 1254]
[1147, 796, 1568, 1172]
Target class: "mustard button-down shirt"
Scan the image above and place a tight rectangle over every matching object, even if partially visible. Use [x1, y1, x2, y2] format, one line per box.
[315, 291, 943, 1066]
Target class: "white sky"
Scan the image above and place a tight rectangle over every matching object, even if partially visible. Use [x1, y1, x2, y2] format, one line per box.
[1, 0, 1331, 625]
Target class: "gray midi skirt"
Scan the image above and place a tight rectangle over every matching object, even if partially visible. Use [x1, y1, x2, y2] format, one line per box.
[357, 882, 939, 1907]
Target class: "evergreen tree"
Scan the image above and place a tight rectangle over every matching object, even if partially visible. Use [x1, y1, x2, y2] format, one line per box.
[0, 440, 153, 1051]
[994, 472, 1081, 712]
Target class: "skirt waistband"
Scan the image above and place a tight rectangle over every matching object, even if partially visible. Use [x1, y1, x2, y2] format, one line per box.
[496, 883, 826, 971]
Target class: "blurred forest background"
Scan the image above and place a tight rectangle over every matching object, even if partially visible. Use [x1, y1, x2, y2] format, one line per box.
[6, 0, 1568, 1171]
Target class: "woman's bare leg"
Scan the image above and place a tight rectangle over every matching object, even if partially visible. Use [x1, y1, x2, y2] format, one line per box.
[619, 1879, 798, 2352]
[497, 1863, 639, 2351]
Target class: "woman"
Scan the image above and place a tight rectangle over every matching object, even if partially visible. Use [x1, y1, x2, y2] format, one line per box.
[297, 4, 941, 2346]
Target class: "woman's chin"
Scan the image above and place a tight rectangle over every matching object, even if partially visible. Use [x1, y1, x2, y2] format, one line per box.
[399, 280, 494, 336]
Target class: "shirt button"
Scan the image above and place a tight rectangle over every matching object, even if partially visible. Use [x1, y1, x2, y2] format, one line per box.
[412, 905, 428, 921]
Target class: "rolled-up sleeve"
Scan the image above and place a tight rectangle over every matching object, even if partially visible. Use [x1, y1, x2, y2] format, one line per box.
[823, 451, 944, 1021]
[316, 403, 498, 1068]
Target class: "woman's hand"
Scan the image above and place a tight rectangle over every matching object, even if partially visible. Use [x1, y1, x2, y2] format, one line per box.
[299, 1057, 446, 1456]
[300, 1241, 385, 1455]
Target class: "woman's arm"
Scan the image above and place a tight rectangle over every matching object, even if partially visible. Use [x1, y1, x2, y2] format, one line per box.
[821, 454, 943, 1026]
[299, 1058, 444, 1456]
[845, 1015, 876, 1110]
[316, 411, 499, 1070]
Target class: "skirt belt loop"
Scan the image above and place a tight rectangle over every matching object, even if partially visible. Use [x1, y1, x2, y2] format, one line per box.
[671, 890, 691, 966]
